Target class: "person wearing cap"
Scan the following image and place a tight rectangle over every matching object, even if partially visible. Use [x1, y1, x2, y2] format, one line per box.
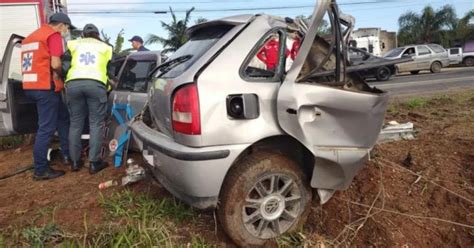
[129, 36, 149, 52]
[21, 12, 75, 180]
[63, 24, 113, 174]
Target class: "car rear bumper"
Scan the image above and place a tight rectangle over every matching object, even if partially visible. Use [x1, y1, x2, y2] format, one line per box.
[130, 120, 249, 209]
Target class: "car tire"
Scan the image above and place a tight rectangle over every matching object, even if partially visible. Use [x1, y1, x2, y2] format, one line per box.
[218, 151, 312, 247]
[375, 66, 391, 81]
[410, 70, 420, 75]
[430, 61, 442, 73]
[464, 57, 474, 67]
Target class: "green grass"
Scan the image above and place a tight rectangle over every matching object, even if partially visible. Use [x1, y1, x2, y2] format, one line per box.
[186, 235, 216, 248]
[83, 220, 174, 247]
[406, 97, 427, 110]
[19, 221, 174, 248]
[2, 190, 205, 247]
[0, 135, 24, 150]
[99, 190, 195, 224]
[89, 190, 197, 246]
[0, 232, 5, 248]
[276, 232, 308, 247]
[22, 224, 64, 247]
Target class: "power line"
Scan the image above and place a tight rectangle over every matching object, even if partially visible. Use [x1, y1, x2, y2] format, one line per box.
[67, 0, 398, 5]
[69, 5, 315, 14]
[68, 0, 214, 5]
[67, 0, 404, 14]
[68, 0, 471, 15]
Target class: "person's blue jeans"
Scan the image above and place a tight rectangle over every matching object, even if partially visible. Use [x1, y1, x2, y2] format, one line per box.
[65, 79, 107, 163]
[25, 90, 70, 174]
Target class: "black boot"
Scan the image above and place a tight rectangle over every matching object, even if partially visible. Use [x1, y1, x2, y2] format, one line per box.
[89, 161, 109, 175]
[71, 160, 83, 172]
[33, 167, 65, 181]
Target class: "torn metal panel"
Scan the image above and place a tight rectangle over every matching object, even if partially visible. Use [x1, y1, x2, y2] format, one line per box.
[277, 0, 389, 192]
[310, 148, 370, 190]
[317, 188, 336, 204]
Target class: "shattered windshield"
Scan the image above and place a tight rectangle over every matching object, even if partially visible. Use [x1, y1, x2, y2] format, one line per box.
[384, 47, 404, 58]
[159, 24, 234, 78]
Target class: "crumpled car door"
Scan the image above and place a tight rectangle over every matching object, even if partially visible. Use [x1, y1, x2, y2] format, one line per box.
[277, 0, 389, 190]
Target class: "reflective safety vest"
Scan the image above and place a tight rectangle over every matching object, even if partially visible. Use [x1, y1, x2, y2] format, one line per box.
[65, 38, 112, 85]
[21, 25, 64, 92]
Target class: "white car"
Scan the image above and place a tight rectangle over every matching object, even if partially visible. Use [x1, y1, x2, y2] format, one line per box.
[447, 47, 474, 66]
[384, 44, 450, 74]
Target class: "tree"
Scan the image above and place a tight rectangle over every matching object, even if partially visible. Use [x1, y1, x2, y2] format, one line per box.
[453, 10, 474, 45]
[295, 14, 330, 35]
[101, 29, 130, 56]
[112, 29, 126, 55]
[146, 7, 195, 53]
[398, 5, 457, 46]
[195, 17, 208, 25]
[101, 30, 111, 44]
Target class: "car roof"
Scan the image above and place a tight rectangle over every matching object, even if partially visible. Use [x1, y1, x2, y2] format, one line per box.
[127, 51, 162, 61]
[399, 43, 443, 48]
[186, 14, 255, 36]
[186, 14, 291, 36]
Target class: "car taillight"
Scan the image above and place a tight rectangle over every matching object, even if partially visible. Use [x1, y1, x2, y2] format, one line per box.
[172, 83, 201, 135]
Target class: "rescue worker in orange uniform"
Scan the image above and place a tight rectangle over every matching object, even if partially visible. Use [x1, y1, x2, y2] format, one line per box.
[290, 32, 302, 60]
[21, 13, 75, 180]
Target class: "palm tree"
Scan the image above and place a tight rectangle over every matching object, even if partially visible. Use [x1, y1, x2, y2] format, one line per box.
[195, 17, 208, 25]
[101, 29, 131, 56]
[146, 7, 195, 53]
[398, 5, 457, 46]
[454, 10, 474, 45]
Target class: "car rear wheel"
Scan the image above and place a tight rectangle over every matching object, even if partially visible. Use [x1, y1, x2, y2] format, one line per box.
[464, 57, 474, 66]
[410, 70, 420, 75]
[430, 61, 442, 73]
[375, 66, 391, 81]
[218, 151, 312, 246]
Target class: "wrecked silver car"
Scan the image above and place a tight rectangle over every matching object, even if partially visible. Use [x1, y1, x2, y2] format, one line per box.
[131, 0, 391, 245]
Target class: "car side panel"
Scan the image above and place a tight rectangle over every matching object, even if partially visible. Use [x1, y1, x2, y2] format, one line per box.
[197, 16, 286, 147]
[415, 45, 432, 70]
[397, 47, 415, 72]
[448, 48, 463, 64]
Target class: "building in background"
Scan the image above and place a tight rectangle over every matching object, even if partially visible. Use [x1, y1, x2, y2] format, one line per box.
[350, 28, 397, 57]
[0, 0, 68, 59]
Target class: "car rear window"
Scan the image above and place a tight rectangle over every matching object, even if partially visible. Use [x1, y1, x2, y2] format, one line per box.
[417, 45, 431, 55]
[427, 44, 446, 53]
[159, 24, 234, 78]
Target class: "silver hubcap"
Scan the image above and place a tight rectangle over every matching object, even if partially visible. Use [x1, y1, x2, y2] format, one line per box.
[242, 174, 302, 239]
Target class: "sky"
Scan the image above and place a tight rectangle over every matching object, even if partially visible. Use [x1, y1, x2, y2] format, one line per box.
[66, 0, 474, 51]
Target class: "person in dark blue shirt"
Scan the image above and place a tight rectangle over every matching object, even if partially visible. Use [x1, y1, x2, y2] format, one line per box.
[129, 36, 149, 52]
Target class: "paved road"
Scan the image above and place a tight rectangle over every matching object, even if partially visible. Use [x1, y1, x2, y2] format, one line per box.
[368, 67, 474, 96]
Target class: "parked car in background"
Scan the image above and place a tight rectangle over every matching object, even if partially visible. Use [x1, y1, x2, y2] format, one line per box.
[447, 46, 474, 66]
[349, 47, 397, 81]
[383, 44, 449, 74]
[131, 0, 391, 245]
